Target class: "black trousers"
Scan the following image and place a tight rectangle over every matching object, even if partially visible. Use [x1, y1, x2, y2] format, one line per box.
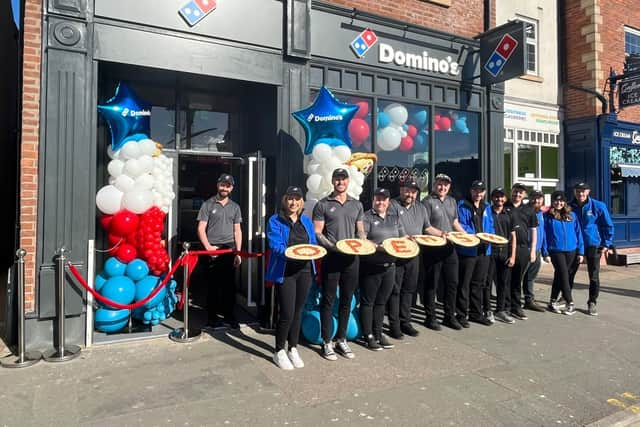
[388, 256, 420, 328]
[423, 244, 458, 319]
[550, 250, 576, 304]
[568, 245, 601, 304]
[509, 245, 530, 310]
[360, 263, 396, 337]
[320, 252, 359, 342]
[458, 254, 491, 319]
[489, 250, 512, 312]
[275, 267, 312, 351]
[207, 252, 237, 323]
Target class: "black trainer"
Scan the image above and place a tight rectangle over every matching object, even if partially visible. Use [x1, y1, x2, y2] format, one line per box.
[424, 317, 442, 331]
[401, 323, 420, 337]
[456, 315, 470, 328]
[443, 316, 463, 330]
[377, 334, 395, 349]
[387, 326, 404, 340]
[365, 335, 382, 351]
[469, 315, 492, 326]
[524, 300, 546, 312]
[510, 306, 528, 320]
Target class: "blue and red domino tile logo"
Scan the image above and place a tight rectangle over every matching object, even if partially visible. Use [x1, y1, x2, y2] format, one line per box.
[484, 34, 518, 78]
[350, 28, 378, 58]
[179, 0, 217, 27]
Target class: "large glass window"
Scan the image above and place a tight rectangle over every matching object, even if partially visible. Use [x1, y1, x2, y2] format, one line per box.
[625, 26, 640, 56]
[541, 146, 558, 179]
[517, 143, 536, 178]
[504, 142, 513, 189]
[610, 144, 640, 216]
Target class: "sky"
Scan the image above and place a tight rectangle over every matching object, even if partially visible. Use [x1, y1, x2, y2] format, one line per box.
[11, 0, 20, 29]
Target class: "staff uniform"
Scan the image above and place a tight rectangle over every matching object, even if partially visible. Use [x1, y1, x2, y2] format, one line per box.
[488, 206, 514, 318]
[523, 208, 546, 307]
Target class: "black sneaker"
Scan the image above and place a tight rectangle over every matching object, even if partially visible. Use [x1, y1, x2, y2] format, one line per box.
[587, 302, 598, 316]
[469, 315, 492, 326]
[377, 334, 395, 349]
[494, 311, 515, 324]
[456, 315, 470, 328]
[400, 323, 420, 337]
[224, 317, 240, 329]
[524, 300, 546, 312]
[443, 316, 463, 330]
[365, 335, 382, 351]
[424, 317, 442, 331]
[387, 326, 404, 340]
[564, 302, 576, 316]
[510, 307, 528, 320]
[547, 301, 562, 314]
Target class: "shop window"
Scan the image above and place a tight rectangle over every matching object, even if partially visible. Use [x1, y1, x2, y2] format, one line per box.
[505, 128, 514, 142]
[518, 17, 539, 75]
[517, 143, 537, 178]
[179, 92, 240, 153]
[434, 107, 480, 200]
[343, 95, 375, 208]
[625, 26, 640, 56]
[541, 146, 558, 179]
[504, 142, 513, 189]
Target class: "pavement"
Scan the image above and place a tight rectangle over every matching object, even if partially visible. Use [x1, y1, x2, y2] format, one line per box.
[1, 263, 640, 426]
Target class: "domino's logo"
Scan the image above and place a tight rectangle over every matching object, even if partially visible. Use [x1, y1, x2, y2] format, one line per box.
[350, 28, 378, 58]
[179, 0, 217, 27]
[484, 34, 518, 78]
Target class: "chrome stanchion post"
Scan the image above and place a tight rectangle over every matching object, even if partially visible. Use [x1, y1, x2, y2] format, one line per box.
[169, 242, 201, 343]
[1, 249, 42, 368]
[44, 247, 81, 362]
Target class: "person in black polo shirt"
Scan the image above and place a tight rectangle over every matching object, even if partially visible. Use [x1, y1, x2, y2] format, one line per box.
[197, 173, 243, 329]
[387, 180, 428, 338]
[361, 188, 404, 351]
[504, 183, 538, 321]
[313, 168, 366, 361]
[421, 173, 467, 331]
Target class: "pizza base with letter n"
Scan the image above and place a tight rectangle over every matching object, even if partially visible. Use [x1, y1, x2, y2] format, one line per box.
[476, 232, 509, 245]
[446, 231, 480, 247]
[412, 234, 447, 247]
[336, 239, 377, 255]
[382, 238, 419, 258]
[285, 244, 327, 260]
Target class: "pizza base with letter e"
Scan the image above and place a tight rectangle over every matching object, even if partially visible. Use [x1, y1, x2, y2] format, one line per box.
[285, 244, 327, 260]
[476, 232, 509, 245]
[336, 239, 377, 255]
[412, 234, 447, 247]
[446, 231, 480, 247]
[382, 238, 419, 258]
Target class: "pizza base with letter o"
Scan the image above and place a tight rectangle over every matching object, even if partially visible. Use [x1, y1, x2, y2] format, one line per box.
[382, 238, 419, 258]
[476, 232, 509, 245]
[446, 231, 480, 247]
[285, 244, 327, 260]
[336, 239, 377, 255]
[412, 234, 447, 247]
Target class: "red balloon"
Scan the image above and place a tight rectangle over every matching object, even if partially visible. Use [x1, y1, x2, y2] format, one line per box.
[116, 243, 137, 263]
[407, 125, 418, 138]
[434, 123, 441, 131]
[439, 116, 452, 131]
[354, 101, 369, 119]
[399, 136, 414, 152]
[99, 215, 113, 232]
[110, 210, 139, 237]
[348, 118, 370, 146]
[108, 233, 123, 247]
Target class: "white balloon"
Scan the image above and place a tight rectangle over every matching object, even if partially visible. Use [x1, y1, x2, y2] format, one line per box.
[304, 200, 318, 215]
[332, 145, 352, 163]
[121, 141, 143, 160]
[138, 155, 154, 174]
[151, 167, 162, 177]
[108, 177, 116, 185]
[134, 174, 154, 191]
[122, 189, 153, 214]
[320, 176, 333, 193]
[124, 159, 144, 177]
[377, 127, 402, 151]
[106, 146, 120, 160]
[139, 139, 157, 156]
[306, 174, 323, 193]
[353, 171, 365, 186]
[312, 143, 333, 163]
[114, 174, 136, 192]
[107, 159, 125, 178]
[384, 103, 409, 126]
[95, 185, 123, 214]
[320, 157, 342, 176]
[307, 161, 321, 175]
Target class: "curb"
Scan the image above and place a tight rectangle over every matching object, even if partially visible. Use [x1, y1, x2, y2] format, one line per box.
[586, 411, 640, 427]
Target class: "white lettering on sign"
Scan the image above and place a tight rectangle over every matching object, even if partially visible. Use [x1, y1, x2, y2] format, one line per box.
[633, 131, 640, 145]
[613, 130, 631, 139]
[378, 43, 459, 76]
[120, 107, 151, 118]
[306, 113, 344, 123]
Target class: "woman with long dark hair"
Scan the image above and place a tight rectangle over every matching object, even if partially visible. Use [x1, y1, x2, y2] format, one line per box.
[542, 191, 584, 315]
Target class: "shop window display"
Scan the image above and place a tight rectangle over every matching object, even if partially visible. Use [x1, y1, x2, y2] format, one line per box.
[610, 145, 640, 216]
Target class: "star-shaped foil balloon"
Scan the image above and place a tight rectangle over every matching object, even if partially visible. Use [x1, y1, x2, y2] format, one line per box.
[98, 83, 151, 151]
[292, 86, 358, 155]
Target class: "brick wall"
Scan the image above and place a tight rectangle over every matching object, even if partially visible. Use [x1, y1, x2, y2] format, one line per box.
[324, 0, 490, 39]
[20, 0, 42, 313]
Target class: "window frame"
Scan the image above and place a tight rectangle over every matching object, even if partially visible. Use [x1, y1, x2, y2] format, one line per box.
[517, 16, 539, 76]
[625, 25, 640, 56]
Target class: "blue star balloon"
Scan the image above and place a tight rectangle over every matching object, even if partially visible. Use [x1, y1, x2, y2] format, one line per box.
[98, 83, 151, 151]
[292, 86, 358, 155]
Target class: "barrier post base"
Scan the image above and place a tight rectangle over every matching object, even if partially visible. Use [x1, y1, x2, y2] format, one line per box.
[169, 327, 201, 343]
[43, 345, 81, 363]
[1, 350, 42, 368]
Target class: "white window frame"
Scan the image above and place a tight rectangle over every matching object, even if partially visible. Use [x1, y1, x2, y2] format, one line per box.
[505, 127, 560, 186]
[517, 16, 539, 76]
[625, 26, 640, 56]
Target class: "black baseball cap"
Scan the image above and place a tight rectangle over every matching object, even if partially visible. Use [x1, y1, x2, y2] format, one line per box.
[401, 180, 420, 191]
[434, 173, 452, 183]
[574, 182, 591, 190]
[512, 182, 527, 192]
[332, 168, 349, 179]
[551, 191, 566, 202]
[491, 187, 506, 197]
[217, 173, 235, 185]
[284, 186, 303, 198]
[470, 180, 486, 190]
[530, 190, 544, 199]
[373, 188, 390, 199]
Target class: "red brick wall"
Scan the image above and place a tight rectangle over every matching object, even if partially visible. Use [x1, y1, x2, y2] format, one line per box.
[20, 0, 42, 313]
[324, 0, 490, 39]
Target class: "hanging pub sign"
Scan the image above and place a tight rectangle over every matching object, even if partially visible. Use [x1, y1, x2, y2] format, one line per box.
[479, 21, 527, 86]
[619, 76, 640, 109]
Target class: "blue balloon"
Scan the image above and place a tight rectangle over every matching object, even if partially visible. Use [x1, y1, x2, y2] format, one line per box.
[414, 131, 428, 150]
[377, 111, 391, 128]
[126, 259, 149, 281]
[101, 276, 136, 306]
[95, 272, 108, 292]
[345, 312, 361, 341]
[411, 109, 428, 127]
[135, 275, 166, 309]
[95, 308, 130, 333]
[104, 257, 127, 277]
[301, 310, 337, 345]
[291, 86, 358, 155]
[454, 116, 470, 134]
[132, 307, 146, 320]
[97, 83, 151, 151]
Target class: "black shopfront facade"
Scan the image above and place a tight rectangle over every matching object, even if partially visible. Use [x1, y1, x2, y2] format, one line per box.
[26, 0, 503, 348]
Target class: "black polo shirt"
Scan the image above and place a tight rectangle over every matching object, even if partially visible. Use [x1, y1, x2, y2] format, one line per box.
[280, 212, 310, 274]
[505, 201, 538, 247]
[363, 209, 404, 265]
[422, 193, 458, 232]
[197, 196, 242, 247]
[389, 198, 429, 236]
[312, 193, 364, 244]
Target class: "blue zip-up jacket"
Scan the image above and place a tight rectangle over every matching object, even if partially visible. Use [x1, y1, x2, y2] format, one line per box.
[530, 210, 545, 253]
[542, 211, 584, 256]
[569, 197, 614, 248]
[457, 199, 494, 256]
[265, 212, 317, 284]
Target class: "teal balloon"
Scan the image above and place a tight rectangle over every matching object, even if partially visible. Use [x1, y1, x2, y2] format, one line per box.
[345, 312, 361, 341]
[414, 131, 428, 150]
[95, 308, 130, 333]
[135, 275, 166, 309]
[454, 116, 469, 134]
[101, 276, 136, 306]
[377, 111, 391, 128]
[126, 259, 149, 281]
[411, 109, 428, 127]
[301, 310, 336, 345]
[104, 257, 127, 277]
[97, 83, 151, 151]
[132, 307, 146, 320]
[95, 272, 108, 292]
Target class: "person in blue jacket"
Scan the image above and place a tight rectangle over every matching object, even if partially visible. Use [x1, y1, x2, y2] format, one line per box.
[456, 180, 495, 326]
[568, 182, 614, 316]
[266, 186, 317, 370]
[542, 191, 584, 316]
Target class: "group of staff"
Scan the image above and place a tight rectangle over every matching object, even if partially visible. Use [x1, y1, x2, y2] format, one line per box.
[263, 169, 614, 370]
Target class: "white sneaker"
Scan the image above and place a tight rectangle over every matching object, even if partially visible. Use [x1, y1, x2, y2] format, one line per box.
[335, 339, 355, 359]
[273, 349, 294, 370]
[322, 342, 338, 361]
[288, 347, 304, 368]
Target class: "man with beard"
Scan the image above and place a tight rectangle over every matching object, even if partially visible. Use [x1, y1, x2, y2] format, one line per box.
[197, 173, 243, 329]
[522, 190, 547, 312]
[504, 183, 537, 321]
[313, 168, 366, 361]
[421, 173, 467, 331]
[387, 180, 428, 338]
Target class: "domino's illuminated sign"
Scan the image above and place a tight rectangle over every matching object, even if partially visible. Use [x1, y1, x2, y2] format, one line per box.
[179, 0, 217, 27]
